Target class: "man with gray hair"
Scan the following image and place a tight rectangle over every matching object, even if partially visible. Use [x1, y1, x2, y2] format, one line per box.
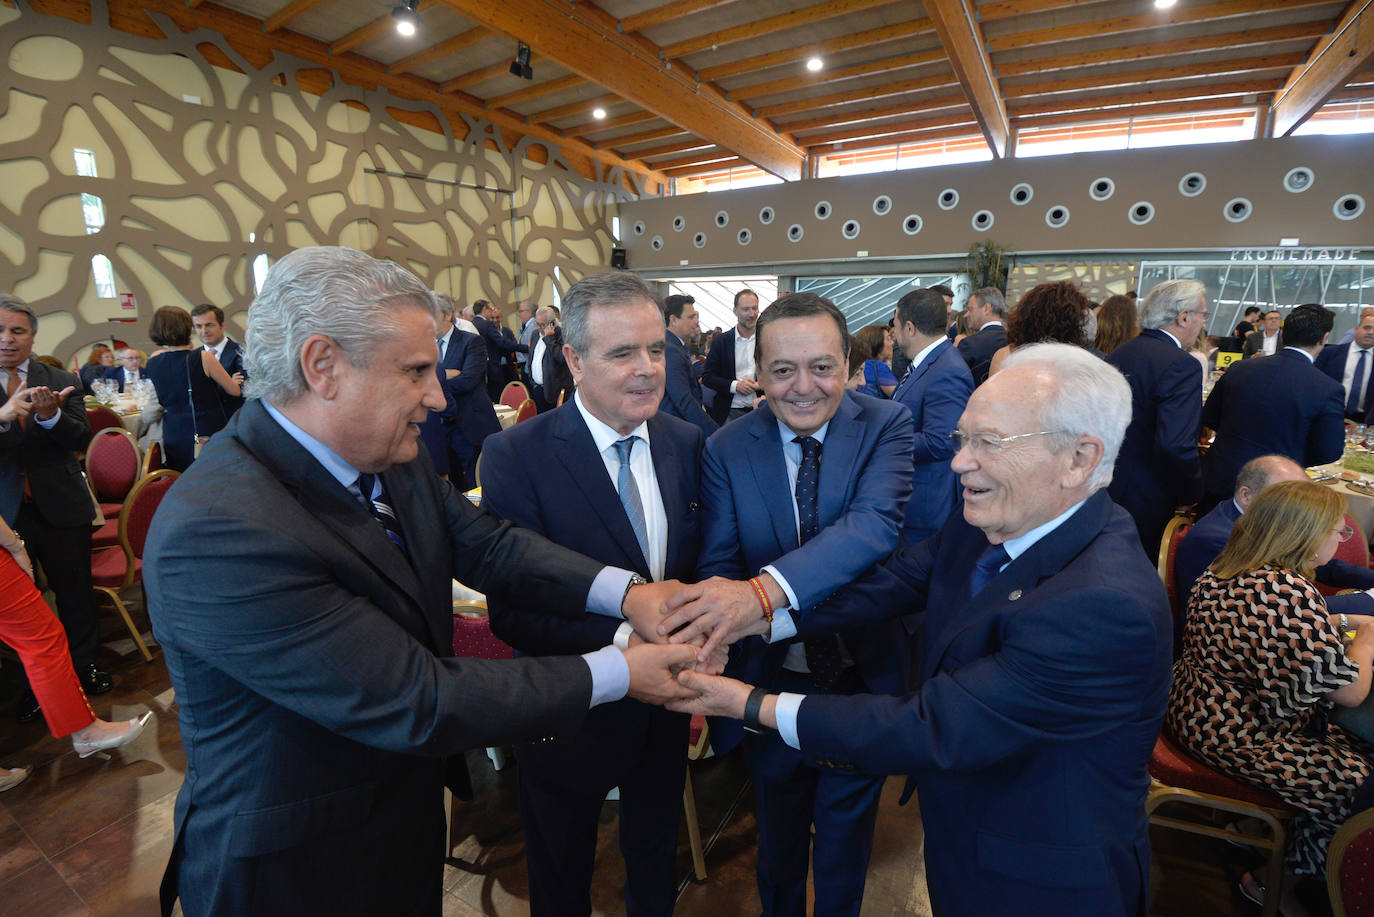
[1106, 278, 1207, 555]
[143, 246, 704, 916]
[955, 286, 1007, 386]
[668, 343, 1172, 917]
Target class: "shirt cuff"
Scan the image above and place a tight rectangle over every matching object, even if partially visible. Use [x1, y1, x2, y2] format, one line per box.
[762, 564, 800, 611]
[35, 412, 59, 429]
[774, 692, 805, 750]
[613, 621, 634, 650]
[730, 380, 740, 393]
[587, 567, 633, 618]
[768, 609, 798, 643]
[582, 645, 630, 708]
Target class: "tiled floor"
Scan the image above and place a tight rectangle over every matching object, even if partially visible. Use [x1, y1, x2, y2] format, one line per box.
[0, 612, 1286, 916]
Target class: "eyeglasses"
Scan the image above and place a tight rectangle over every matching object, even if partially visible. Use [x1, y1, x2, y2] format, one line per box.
[1337, 524, 1355, 543]
[949, 429, 1067, 455]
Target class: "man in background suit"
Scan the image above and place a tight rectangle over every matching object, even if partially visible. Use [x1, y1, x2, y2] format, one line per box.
[1315, 307, 1374, 421]
[1106, 279, 1207, 555]
[1201, 303, 1345, 509]
[432, 296, 500, 489]
[891, 287, 973, 544]
[484, 272, 708, 917]
[515, 301, 536, 380]
[192, 303, 246, 418]
[144, 246, 700, 916]
[955, 287, 1007, 387]
[662, 292, 914, 917]
[0, 294, 110, 719]
[672, 344, 1172, 917]
[101, 348, 144, 392]
[529, 306, 574, 411]
[1242, 309, 1283, 357]
[473, 299, 528, 401]
[702, 288, 760, 425]
[660, 293, 717, 437]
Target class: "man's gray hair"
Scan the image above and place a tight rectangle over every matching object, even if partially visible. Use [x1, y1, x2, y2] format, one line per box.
[245, 246, 434, 404]
[0, 292, 37, 332]
[561, 272, 662, 356]
[432, 291, 455, 318]
[1001, 343, 1130, 492]
[535, 305, 556, 322]
[971, 287, 1006, 318]
[1140, 279, 1206, 331]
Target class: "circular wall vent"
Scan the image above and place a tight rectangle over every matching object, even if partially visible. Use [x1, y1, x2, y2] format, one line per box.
[1010, 183, 1033, 205]
[632, 220, 645, 236]
[1334, 194, 1366, 221]
[1089, 177, 1115, 201]
[1128, 201, 1155, 225]
[759, 206, 775, 224]
[1284, 167, 1315, 193]
[692, 231, 707, 248]
[971, 210, 994, 231]
[814, 200, 832, 220]
[1045, 205, 1070, 229]
[650, 234, 664, 251]
[938, 188, 959, 210]
[671, 215, 685, 232]
[1223, 197, 1252, 223]
[737, 228, 751, 245]
[787, 223, 805, 242]
[714, 210, 729, 228]
[1179, 172, 1206, 197]
[902, 214, 923, 235]
[872, 195, 892, 215]
[841, 219, 861, 240]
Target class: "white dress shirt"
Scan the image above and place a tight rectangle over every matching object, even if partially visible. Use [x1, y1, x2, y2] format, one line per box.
[1261, 332, 1279, 356]
[1344, 345, 1374, 412]
[530, 336, 547, 386]
[731, 330, 757, 408]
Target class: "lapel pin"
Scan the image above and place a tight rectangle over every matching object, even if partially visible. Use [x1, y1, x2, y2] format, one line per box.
[1008, 589, 1022, 601]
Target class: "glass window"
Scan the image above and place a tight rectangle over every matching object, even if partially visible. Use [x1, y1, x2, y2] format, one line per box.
[91, 254, 115, 299]
[1294, 100, 1374, 137]
[252, 254, 271, 294]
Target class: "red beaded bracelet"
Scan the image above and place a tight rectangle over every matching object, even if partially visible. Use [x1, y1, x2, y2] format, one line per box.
[747, 576, 774, 623]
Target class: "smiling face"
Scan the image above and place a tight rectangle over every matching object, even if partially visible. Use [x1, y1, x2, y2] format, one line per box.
[668, 302, 701, 344]
[118, 350, 141, 370]
[0, 308, 35, 370]
[758, 314, 847, 438]
[734, 293, 760, 335]
[193, 312, 225, 347]
[565, 298, 666, 435]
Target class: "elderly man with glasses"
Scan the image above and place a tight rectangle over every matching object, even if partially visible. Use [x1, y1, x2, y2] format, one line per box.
[667, 343, 1173, 917]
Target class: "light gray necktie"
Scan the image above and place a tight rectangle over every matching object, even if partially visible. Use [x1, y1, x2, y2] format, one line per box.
[613, 437, 649, 563]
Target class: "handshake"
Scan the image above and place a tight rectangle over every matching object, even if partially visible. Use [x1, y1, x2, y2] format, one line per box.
[619, 576, 782, 712]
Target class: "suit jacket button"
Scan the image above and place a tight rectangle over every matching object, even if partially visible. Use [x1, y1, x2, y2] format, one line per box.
[1008, 589, 1022, 601]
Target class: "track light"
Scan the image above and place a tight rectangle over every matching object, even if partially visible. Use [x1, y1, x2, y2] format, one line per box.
[392, 0, 418, 36]
[509, 42, 533, 80]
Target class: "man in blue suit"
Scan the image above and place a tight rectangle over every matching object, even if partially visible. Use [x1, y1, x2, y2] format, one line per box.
[702, 288, 760, 425]
[432, 296, 500, 488]
[1106, 279, 1207, 555]
[671, 344, 1172, 917]
[473, 299, 528, 402]
[193, 304, 246, 418]
[1175, 454, 1374, 612]
[1315, 307, 1374, 421]
[1201, 303, 1345, 509]
[101, 348, 144, 392]
[483, 272, 709, 917]
[891, 287, 972, 544]
[662, 292, 914, 917]
[659, 293, 717, 437]
[954, 286, 1006, 387]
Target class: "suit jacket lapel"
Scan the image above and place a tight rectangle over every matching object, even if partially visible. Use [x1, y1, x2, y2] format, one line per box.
[818, 396, 862, 527]
[381, 461, 452, 652]
[648, 416, 689, 578]
[744, 404, 798, 556]
[552, 406, 650, 575]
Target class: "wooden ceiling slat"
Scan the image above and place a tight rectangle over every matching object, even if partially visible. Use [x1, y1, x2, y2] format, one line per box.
[440, 58, 535, 93]
[1004, 52, 1309, 99]
[732, 50, 946, 101]
[1007, 78, 1284, 117]
[605, 125, 690, 147]
[527, 93, 620, 124]
[390, 26, 490, 76]
[620, 0, 745, 35]
[632, 138, 715, 158]
[810, 122, 982, 153]
[779, 93, 969, 132]
[1271, 0, 1374, 134]
[566, 109, 660, 136]
[994, 22, 1330, 78]
[977, 0, 1112, 22]
[927, 0, 1009, 157]
[487, 73, 585, 111]
[696, 20, 934, 83]
[263, 0, 327, 34]
[1013, 97, 1260, 130]
[797, 111, 974, 144]
[653, 149, 734, 169]
[752, 73, 959, 118]
[660, 0, 904, 60]
[438, 0, 805, 179]
[665, 156, 746, 177]
[329, 0, 442, 56]
[985, 0, 1337, 54]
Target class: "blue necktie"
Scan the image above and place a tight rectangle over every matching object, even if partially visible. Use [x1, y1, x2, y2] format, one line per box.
[1349, 349, 1368, 418]
[794, 435, 845, 688]
[613, 437, 650, 565]
[357, 473, 408, 558]
[968, 542, 1010, 598]
[437, 336, 446, 362]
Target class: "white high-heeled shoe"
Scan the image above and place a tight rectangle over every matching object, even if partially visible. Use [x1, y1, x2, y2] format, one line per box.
[73, 712, 153, 759]
[0, 765, 31, 792]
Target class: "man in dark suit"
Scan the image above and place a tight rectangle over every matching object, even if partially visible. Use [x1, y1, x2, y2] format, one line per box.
[483, 272, 708, 917]
[433, 299, 500, 490]
[891, 288, 973, 544]
[528, 306, 574, 411]
[702, 288, 760, 425]
[192, 304, 246, 418]
[0, 294, 110, 716]
[660, 293, 717, 437]
[1106, 279, 1207, 555]
[472, 299, 528, 402]
[101, 347, 144, 392]
[1315, 307, 1374, 421]
[955, 286, 1006, 387]
[1175, 454, 1374, 612]
[1242, 309, 1283, 357]
[144, 246, 701, 917]
[1201, 303, 1345, 509]
[662, 292, 915, 917]
[672, 344, 1172, 917]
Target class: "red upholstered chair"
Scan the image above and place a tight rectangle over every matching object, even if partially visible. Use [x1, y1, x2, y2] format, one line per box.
[683, 715, 711, 882]
[90, 469, 179, 663]
[85, 405, 125, 435]
[141, 440, 166, 476]
[1156, 512, 1194, 620]
[86, 428, 142, 517]
[1318, 515, 1371, 596]
[451, 600, 514, 661]
[514, 398, 537, 424]
[499, 381, 530, 411]
[1146, 731, 1295, 917]
[1328, 807, 1374, 917]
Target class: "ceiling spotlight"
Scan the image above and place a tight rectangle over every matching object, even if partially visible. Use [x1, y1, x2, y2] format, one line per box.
[392, 0, 418, 36]
[806, 56, 824, 72]
[509, 42, 533, 80]
[1154, 0, 1177, 7]
[592, 107, 607, 119]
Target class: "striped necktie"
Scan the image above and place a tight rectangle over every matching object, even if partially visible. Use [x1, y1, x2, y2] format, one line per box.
[613, 437, 650, 565]
[794, 435, 846, 689]
[357, 472, 408, 557]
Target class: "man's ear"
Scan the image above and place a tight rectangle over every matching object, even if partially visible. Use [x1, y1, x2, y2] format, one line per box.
[1064, 435, 1104, 489]
[299, 334, 341, 399]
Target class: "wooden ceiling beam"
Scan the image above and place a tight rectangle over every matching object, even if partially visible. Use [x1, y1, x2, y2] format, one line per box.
[619, 0, 745, 35]
[263, 0, 327, 34]
[732, 50, 946, 102]
[925, 0, 1009, 157]
[752, 73, 959, 118]
[660, 0, 902, 60]
[1003, 52, 1308, 99]
[330, 0, 441, 56]
[777, 93, 969, 132]
[977, 0, 1113, 21]
[697, 20, 933, 82]
[1007, 78, 1284, 117]
[994, 22, 1330, 78]
[796, 111, 976, 145]
[526, 92, 620, 124]
[440, 57, 534, 93]
[665, 157, 747, 177]
[1012, 97, 1261, 130]
[631, 138, 715, 158]
[603, 125, 689, 147]
[985, 0, 1336, 53]
[486, 73, 585, 111]
[438, 0, 805, 179]
[1271, 0, 1374, 134]
[566, 109, 660, 136]
[389, 26, 490, 76]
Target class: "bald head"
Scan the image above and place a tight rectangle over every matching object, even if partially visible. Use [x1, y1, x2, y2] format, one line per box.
[1234, 454, 1306, 511]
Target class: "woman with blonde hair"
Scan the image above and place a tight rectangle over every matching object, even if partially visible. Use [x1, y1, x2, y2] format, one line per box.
[1168, 480, 1374, 914]
[1093, 294, 1139, 355]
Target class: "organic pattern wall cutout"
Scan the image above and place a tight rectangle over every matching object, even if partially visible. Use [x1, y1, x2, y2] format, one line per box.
[1007, 260, 1138, 306]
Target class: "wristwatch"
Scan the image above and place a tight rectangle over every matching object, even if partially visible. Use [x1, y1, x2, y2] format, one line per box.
[743, 686, 774, 734]
[620, 573, 648, 614]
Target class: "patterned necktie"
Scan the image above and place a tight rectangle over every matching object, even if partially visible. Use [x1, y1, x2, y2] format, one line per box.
[437, 336, 446, 362]
[357, 473, 408, 557]
[1350, 349, 1368, 417]
[613, 437, 650, 564]
[794, 435, 846, 688]
[968, 542, 1010, 598]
